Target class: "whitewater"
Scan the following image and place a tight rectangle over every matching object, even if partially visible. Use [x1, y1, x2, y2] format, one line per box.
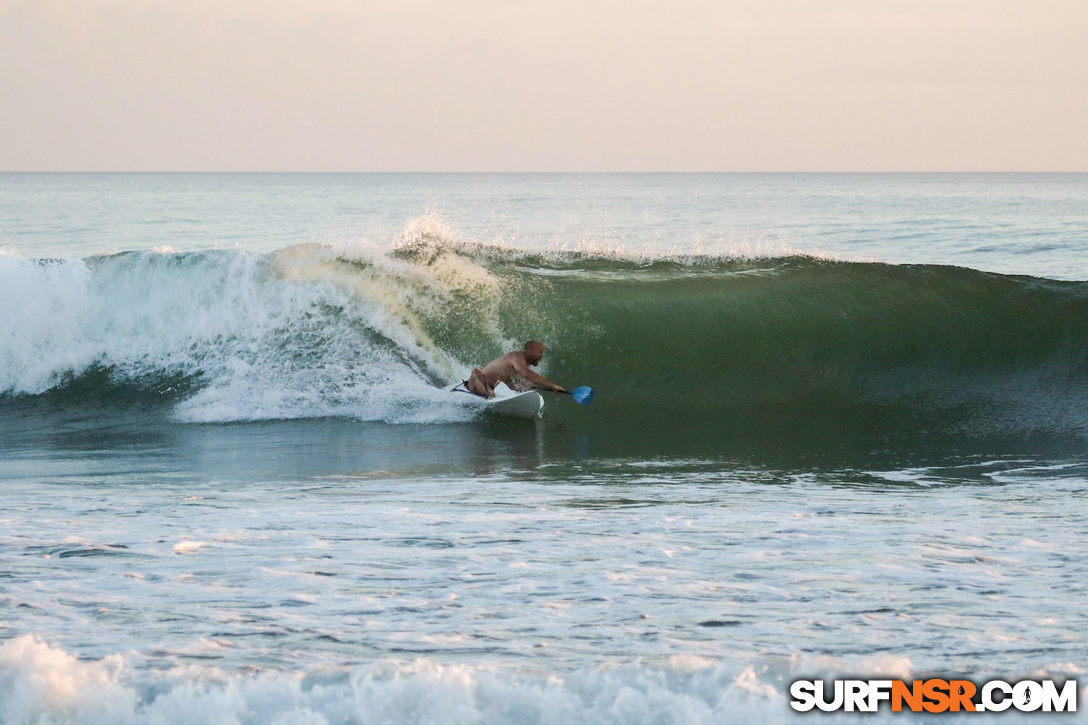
[2, 173, 1087, 723]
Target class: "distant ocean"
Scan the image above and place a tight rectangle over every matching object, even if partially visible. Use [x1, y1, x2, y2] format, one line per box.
[2, 173, 1087, 723]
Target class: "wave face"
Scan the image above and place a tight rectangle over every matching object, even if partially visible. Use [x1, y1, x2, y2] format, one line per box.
[539, 253, 1088, 448]
[5, 226, 1088, 450]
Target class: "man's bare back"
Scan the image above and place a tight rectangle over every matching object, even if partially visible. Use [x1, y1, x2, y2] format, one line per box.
[466, 340, 568, 398]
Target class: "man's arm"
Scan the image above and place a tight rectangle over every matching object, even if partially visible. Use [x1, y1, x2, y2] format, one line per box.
[511, 355, 568, 393]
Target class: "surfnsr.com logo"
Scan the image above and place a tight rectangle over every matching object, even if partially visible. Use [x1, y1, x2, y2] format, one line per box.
[790, 679, 1077, 713]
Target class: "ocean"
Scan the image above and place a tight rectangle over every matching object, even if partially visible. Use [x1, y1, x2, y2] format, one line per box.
[1, 173, 1086, 723]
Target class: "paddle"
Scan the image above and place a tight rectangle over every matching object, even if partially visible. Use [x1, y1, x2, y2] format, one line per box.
[559, 386, 595, 405]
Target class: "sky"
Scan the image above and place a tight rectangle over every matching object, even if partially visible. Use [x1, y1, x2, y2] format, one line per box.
[0, 0, 1085, 171]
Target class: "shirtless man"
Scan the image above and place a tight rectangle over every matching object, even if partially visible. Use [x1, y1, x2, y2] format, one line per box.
[466, 340, 568, 398]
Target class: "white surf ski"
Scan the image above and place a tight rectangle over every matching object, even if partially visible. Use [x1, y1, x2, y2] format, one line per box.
[454, 381, 544, 419]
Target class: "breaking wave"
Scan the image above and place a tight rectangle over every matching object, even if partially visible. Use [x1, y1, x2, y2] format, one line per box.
[4, 220, 1088, 448]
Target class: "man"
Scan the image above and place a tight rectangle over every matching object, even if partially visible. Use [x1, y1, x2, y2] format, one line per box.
[466, 340, 568, 398]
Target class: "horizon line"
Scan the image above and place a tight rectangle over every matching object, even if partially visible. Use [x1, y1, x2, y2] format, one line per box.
[2, 169, 1086, 175]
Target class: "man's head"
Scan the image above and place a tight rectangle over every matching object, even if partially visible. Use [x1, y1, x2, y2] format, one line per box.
[523, 340, 546, 365]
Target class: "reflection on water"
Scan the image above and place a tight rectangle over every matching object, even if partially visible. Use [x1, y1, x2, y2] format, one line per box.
[4, 399, 1088, 488]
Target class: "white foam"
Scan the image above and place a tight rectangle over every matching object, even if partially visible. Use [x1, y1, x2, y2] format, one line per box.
[13, 635, 1074, 724]
[0, 635, 135, 725]
[0, 245, 494, 424]
[0, 636, 792, 725]
[172, 540, 207, 555]
[0, 254, 96, 395]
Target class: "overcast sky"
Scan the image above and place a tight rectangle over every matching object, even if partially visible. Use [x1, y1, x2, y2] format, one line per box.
[1, 0, 1085, 171]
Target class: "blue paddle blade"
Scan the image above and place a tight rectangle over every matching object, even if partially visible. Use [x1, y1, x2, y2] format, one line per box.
[571, 386, 594, 405]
